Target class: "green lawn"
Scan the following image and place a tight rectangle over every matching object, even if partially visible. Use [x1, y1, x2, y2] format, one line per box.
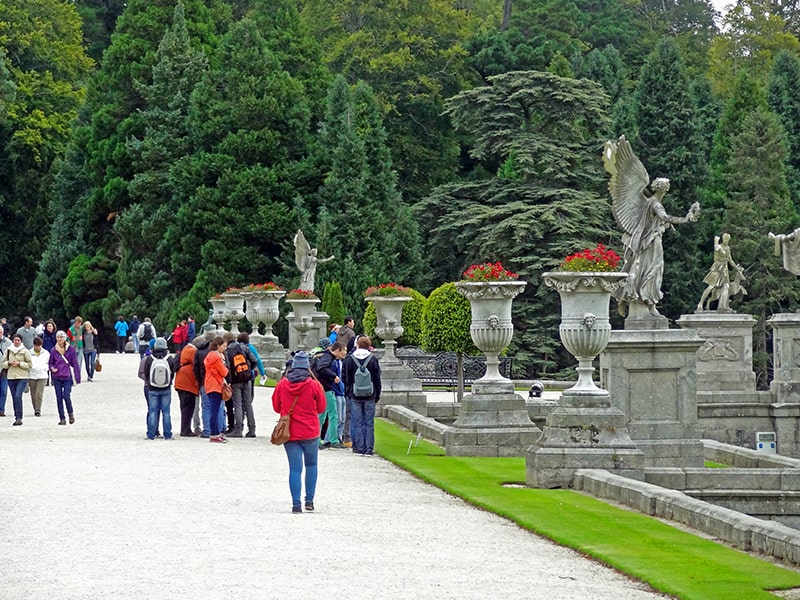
[375, 419, 800, 600]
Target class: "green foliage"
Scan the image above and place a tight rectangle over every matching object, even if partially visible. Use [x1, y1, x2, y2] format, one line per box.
[768, 51, 800, 211]
[321, 281, 345, 327]
[418, 70, 614, 375]
[421, 283, 476, 355]
[631, 37, 709, 320]
[61, 250, 116, 327]
[74, 0, 126, 63]
[363, 287, 428, 347]
[720, 108, 800, 388]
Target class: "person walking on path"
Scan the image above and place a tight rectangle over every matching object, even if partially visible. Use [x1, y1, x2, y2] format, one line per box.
[0, 326, 11, 417]
[28, 337, 49, 417]
[49, 330, 81, 425]
[203, 336, 229, 444]
[41, 320, 57, 353]
[68, 316, 84, 373]
[129, 315, 141, 354]
[343, 335, 382, 456]
[272, 350, 326, 513]
[138, 337, 175, 440]
[137, 318, 156, 358]
[312, 340, 346, 448]
[82, 320, 98, 381]
[3, 334, 32, 426]
[114, 316, 129, 354]
[15, 317, 36, 350]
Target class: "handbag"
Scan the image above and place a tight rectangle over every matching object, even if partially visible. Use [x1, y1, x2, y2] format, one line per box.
[222, 381, 233, 401]
[270, 394, 299, 446]
[95, 358, 102, 372]
[0, 349, 9, 378]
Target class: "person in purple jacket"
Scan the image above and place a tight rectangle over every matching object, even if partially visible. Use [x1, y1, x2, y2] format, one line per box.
[48, 330, 81, 425]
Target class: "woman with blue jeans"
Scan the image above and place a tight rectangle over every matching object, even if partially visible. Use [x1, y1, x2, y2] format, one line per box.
[342, 336, 382, 456]
[48, 331, 81, 425]
[82, 321, 98, 381]
[3, 335, 32, 426]
[272, 351, 326, 513]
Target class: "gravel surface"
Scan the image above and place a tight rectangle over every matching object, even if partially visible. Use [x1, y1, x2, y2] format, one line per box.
[0, 352, 671, 599]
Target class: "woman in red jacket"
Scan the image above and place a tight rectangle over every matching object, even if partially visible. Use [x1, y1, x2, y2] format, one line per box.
[272, 350, 326, 513]
[203, 336, 228, 444]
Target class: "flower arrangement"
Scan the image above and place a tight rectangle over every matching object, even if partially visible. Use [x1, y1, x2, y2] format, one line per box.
[241, 281, 284, 292]
[286, 288, 318, 300]
[559, 244, 621, 272]
[225, 286, 242, 294]
[462, 261, 519, 281]
[365, 282, 413, 297]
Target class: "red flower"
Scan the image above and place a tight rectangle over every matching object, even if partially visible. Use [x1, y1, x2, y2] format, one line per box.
[462, 261, 519, 281]
[559, 244, 620, 272]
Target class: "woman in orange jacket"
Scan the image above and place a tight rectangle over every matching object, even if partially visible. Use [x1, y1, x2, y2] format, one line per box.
[203, 336, 228, 443]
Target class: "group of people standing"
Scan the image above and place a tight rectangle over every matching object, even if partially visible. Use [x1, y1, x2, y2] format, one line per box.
[0, 316, 84, 426]
[272, 315, 382, 513]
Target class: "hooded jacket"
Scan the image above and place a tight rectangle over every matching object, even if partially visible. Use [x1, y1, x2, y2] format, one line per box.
[272, 369, 326, 441]
[2, 344, 32, 379]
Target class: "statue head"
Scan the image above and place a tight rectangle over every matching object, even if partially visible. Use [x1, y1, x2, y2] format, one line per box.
[722, 232, 731, 244]
[651, 178, 670, 194]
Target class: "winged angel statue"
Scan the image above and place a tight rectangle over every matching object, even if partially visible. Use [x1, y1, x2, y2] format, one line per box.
[603, 135, 700, 317]
[294, 229, 334, 293]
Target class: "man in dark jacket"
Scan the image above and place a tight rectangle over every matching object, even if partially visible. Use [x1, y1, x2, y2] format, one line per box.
[312, 341, 347, 448]
[337, 317, 356, 353]
[224, 333, 259, 437]
[342, 335, 381, 456]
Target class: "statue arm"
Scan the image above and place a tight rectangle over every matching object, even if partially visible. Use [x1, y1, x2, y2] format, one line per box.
[653, 201, 700, 225]
[318, 255, 335, 265]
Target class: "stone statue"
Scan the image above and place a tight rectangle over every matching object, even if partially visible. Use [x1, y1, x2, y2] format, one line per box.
[198, 308, 215, 334]
[294, 229, 334, 293]
[603, 135, 700, 317]
[769, 228, 800, 275]
[696, 233, 747, 312]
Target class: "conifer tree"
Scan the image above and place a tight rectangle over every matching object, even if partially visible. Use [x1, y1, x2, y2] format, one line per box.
[321, 282, 345, 328]
[768, 51, 800, 211]
[631, 37, 709, 319]
[720, 109, 800, 387]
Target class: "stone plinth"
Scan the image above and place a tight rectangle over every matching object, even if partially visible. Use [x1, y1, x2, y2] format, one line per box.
[768, 313, 800, 457]
[444, 380, 542, 457]
[600, 328, 704, 468]
[250, 338, 287, 377]
[677, 312, 756, 392]
[623, 300, 669, 330]
[378, 361, 428, 416]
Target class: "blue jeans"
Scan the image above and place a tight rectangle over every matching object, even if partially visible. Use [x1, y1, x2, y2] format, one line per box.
[84, 350, 96, 379]
[319, 390, 339, 444]
[201, 387, 211, 436]
[0, 377, 8, 414]
[8, 378, 27, 419]
[52, 378, 73, 420]
[283, 438, 319, 506]
[335, 394, 346, 440]
[351, 398, 376, 454]
[147, 388, 173, 439]
[207, 391, 223, 436]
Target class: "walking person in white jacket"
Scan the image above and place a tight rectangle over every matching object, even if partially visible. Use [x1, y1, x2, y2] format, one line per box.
[28, 337, 50, 417]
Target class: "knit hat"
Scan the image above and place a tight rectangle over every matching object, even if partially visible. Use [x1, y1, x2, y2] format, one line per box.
[154, 337, 168, 351]
[318, 337, 331, 349]
[292, 350, 310, 370]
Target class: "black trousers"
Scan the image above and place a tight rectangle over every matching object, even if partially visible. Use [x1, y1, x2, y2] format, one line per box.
[177, 389, 197, 436]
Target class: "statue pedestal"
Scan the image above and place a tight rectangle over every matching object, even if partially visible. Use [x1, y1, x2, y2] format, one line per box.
[444, 381, 542, 457]
[378, 361, 428, 417]
[767, 314, 800, 456]
[287, 310, 329, 351]
[251, 338, 287, 378]
[600, 328, 704, 468]
[623, 300, 669, 330]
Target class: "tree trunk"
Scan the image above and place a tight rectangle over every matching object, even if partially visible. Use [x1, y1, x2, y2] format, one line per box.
[501, 0, 512, 31]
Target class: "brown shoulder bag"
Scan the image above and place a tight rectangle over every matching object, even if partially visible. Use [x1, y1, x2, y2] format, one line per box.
[270, 394, 299, 446]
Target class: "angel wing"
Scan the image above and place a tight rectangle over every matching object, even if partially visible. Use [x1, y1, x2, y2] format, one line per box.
[604, 135, 651, 242]
[294, 229, 310, 271]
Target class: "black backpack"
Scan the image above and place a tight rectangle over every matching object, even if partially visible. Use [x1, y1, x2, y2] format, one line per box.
[141, 323, 153, 341]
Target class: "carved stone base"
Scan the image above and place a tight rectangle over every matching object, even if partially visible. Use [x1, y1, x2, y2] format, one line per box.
[378, 361, 428, 416]
[623, 300, 669, 330]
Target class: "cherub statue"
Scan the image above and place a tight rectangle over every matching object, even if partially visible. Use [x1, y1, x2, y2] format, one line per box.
[294, 229, 334, 293]
[769, 228, 800, 275]
[696, 233, 747, 312]
[603, 135, 700, 317]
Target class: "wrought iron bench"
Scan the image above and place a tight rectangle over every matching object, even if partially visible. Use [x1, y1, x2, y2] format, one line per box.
[395, 346, 513, 387]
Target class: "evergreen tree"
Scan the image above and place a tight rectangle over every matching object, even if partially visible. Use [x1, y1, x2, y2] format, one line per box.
[417, 70, 614, 376]
[312, 76, 424, 325]
[321, 282, 345, 328]
[720, 109, 800, 388]
[631, 37, 709, 320]
[0, 0, 93, 318]
[768, 51, 800, 212]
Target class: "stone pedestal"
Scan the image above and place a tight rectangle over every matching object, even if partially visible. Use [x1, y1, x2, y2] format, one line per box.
[600, 329, 704, 468]
[624, 301, 669, 330]
[677, 312, 762, 446]
[287, 309, 329, 351]
[250, 338, 287, 377]
[378, 361, 429, 416]
[444, 381, 542, 457]
[768, 313, 800, 456]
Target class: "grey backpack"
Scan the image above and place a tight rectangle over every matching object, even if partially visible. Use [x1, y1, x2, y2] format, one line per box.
[352, 354, 374, 398]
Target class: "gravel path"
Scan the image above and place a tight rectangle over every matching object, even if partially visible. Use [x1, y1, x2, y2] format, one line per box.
[0, 352, 670, 599]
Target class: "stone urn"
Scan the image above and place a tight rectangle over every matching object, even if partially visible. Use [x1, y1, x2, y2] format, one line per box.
[209, 296, 227, 328]
[221, 291, 245, 334]
[366, 295, 411, 364]
[455, 280, 526, 383]
[543, 271, 627, 396]
[243, 290, 284, 342]
[287, 297, 319, 350]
